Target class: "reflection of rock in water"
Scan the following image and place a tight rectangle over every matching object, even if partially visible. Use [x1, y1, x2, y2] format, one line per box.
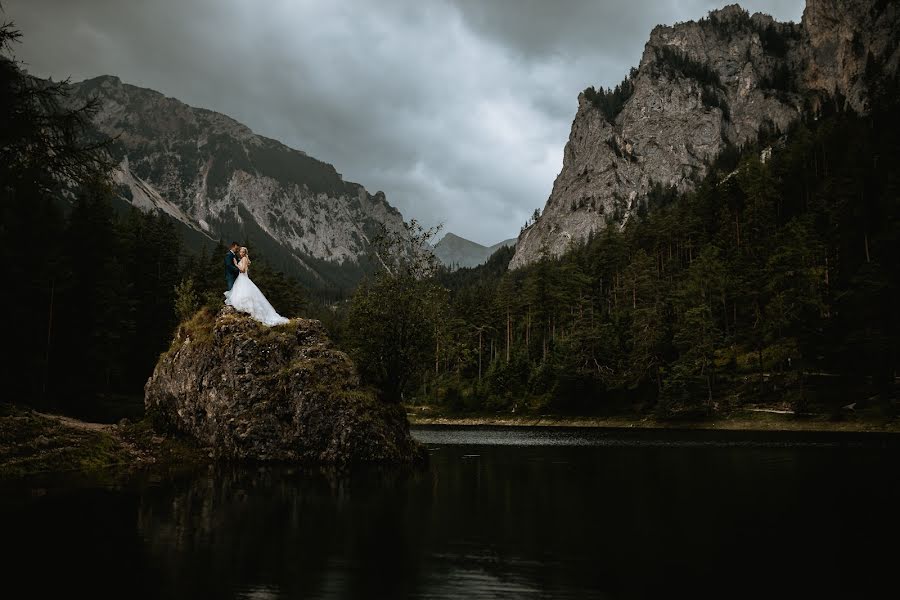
[136, 464, 435, 598]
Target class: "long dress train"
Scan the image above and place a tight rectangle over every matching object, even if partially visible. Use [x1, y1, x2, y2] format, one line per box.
[225, 270, 289, 326]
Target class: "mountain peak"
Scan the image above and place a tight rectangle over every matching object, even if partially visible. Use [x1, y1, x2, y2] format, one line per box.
[709, 4, 749, 20]
[434, 232, 515, 270]
[90, 74, 122, 85]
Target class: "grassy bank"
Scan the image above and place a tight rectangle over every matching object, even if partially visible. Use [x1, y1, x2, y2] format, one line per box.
[0, 404, 209, 478]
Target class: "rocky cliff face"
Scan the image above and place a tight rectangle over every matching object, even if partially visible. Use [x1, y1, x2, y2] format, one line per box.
[802, 0, 900, 113]
[144, 307, 425, 465]
[67, 76, 407, 288]
[510, 0, 899, 269]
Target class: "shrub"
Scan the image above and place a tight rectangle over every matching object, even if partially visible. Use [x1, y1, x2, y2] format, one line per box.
[584, 67, 639, 123]
[174, 277, 200, 323]
[654, 46, 722, 88]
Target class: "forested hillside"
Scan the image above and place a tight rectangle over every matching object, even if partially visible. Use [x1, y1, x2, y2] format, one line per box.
[401, 95, 899, 416]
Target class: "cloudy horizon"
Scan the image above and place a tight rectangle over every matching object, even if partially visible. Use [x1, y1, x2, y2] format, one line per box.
[5, 0, 804, 246]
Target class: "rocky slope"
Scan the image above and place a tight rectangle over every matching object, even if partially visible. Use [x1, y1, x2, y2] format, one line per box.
[433, 232, 516, 269]
[66, 75, 407, 288]
[144, 307, 425, 465]
[510, 0, 899, 268]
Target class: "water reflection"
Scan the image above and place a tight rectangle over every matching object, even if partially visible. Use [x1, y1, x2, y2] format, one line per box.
[4, 427, 899, 598]
[135, 464, 435, 599]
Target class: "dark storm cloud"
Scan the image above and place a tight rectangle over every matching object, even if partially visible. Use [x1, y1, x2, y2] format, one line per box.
[4, 0, 804, 245]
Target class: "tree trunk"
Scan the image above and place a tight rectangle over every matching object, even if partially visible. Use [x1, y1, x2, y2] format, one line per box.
[614, 272, 619, 308]
[506, 309, 511, 363]
[758, 345, 765, 397]
[44, 279, 54, 395]
[478, 328, 483, 382]
[525, 310, 530, 353]
[722, 295, 728, 336]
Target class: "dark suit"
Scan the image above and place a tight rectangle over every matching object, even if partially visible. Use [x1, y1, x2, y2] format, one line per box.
[225, 250, 240, 290]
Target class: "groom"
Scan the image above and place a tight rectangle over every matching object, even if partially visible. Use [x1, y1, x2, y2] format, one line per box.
[224, 241, 241, 292]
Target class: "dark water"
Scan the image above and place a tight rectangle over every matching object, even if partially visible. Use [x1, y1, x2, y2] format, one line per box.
[4, 426, 899, 598]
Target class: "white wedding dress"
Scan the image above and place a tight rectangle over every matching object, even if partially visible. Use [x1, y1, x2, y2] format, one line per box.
[225, 258, 289, 326]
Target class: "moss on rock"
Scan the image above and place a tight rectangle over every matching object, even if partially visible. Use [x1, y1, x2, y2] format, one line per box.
[145, 307, 426, 465]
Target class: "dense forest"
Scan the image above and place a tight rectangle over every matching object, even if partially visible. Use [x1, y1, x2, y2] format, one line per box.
[343, 72, 900, 416]
[391, 95, 900, 416]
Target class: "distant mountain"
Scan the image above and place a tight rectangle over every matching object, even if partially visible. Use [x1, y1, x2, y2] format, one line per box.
[433, 232, 516, 270]
[66, 75, 408, 291]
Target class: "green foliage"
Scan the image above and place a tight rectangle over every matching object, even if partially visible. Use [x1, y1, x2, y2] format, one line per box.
[757, 23, 794, 58]
[700, 8, 801, 58]
[2, 17, 172, 414]
[583, 68, 638, 123]
[393, 98, 900, 417]
[249, 139, 352, 197]
[174, 277, 200, 323]
[0, 21, 113, 194]
[347, 220, 448, 402]
[654, 46, 722, 89]
[700, 85, 730, 119]
[759, 64, 797, 94]
[702, 7, 753, 36]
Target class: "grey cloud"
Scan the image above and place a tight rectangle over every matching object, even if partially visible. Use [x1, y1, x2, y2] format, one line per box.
[4, 0, 803, 246]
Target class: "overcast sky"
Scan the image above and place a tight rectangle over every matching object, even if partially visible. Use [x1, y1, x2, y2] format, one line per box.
[6, 0, 804, 245]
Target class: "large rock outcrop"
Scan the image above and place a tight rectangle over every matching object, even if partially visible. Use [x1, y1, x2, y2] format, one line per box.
[144, 307, 425, 465]
[510, 0, 900, 268]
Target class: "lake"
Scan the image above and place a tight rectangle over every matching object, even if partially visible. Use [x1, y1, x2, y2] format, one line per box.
[3, 425, 899, 598]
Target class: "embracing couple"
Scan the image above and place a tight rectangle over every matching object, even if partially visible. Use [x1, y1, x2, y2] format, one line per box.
[224, 242, 289, 326]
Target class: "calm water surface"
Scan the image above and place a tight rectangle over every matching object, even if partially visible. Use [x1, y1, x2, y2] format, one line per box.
[4, 426, 899, 598]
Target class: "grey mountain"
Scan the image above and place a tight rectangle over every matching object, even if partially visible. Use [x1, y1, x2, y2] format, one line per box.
[510, 0, 899, 268]
[67, 75, 407, 290]
[433, 232, 516, 270]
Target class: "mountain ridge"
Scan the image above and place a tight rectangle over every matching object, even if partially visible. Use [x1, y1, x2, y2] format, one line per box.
[433, 232, 516, 269]
[510, 0, 899, 268]
[66, 74, 407, 290]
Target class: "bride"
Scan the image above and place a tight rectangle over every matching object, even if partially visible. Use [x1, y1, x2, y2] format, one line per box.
[225, 247, 290, 326]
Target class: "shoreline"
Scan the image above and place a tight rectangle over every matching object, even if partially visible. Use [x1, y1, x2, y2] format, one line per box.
[407, 411, 900, 433]
[4, 405, 898, 479]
